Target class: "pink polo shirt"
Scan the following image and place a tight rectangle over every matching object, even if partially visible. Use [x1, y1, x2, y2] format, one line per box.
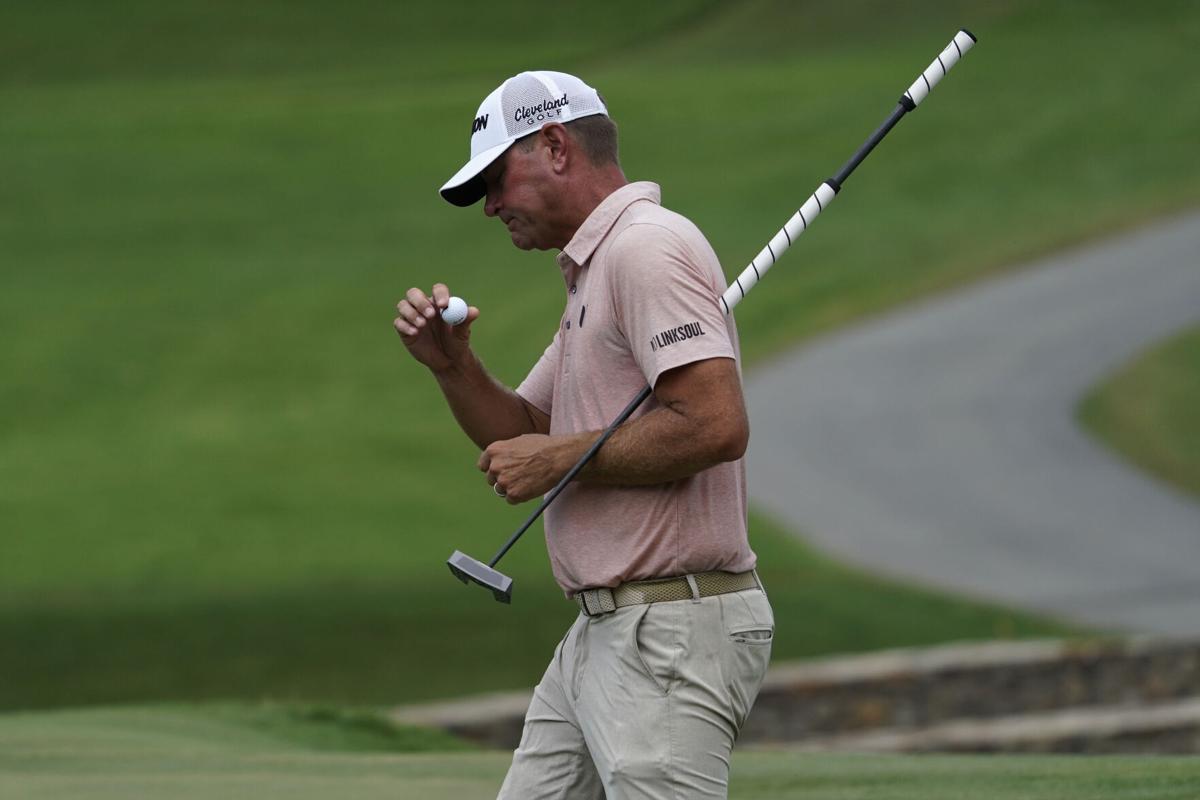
[516, 181, 756, 595]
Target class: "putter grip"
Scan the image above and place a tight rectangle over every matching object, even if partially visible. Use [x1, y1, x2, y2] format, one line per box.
[721, 28, 976, 316]
[721, 182, 837, 315]
[903, 29, 976, 108]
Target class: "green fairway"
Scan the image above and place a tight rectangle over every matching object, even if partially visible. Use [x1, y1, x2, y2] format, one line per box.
[1080, 325, 1200, 499]
[4, 706, 1200, 800]
[2, 0, 1195, 712]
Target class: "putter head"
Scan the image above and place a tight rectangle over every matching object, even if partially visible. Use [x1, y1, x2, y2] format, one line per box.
[447, 550, 513, 603]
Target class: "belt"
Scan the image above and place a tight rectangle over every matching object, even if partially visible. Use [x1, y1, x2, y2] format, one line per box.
[574, 570, 761, 617]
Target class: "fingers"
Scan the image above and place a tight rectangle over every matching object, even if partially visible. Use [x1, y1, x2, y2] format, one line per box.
[406, 287, 436, 321]
[489, 476, 525, 504]
[394, 292, 428, 338]
[393, 316, 417, 337]
[479, 445, 519, 502]
[394, 285, 473, 337]
[431, 283, 450, 310]
[393, 287, 444, 338]
[479, 449, 508, 498]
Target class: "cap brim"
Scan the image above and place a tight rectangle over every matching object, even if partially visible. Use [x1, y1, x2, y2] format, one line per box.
[439, 140, 514, 207]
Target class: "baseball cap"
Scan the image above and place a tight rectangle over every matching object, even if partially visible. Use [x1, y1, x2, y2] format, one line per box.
[439, 71, 609, 207]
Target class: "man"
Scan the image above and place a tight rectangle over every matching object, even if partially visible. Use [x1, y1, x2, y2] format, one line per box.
[395, 71, 773, 800]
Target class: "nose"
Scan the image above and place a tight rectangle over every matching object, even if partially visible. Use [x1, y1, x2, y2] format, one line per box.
[483, 183, 500, 218]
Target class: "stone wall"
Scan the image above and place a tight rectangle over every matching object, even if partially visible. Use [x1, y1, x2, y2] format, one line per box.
[741, 637, 1200, 742]
[391, 636, 1200, 752]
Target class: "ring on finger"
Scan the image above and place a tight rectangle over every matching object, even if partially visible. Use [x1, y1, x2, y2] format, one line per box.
[493, 483, 507, 498]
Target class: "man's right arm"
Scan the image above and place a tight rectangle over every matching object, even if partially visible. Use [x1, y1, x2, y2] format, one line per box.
[395, 283, 548, 449]
[431, 351, 549, 449]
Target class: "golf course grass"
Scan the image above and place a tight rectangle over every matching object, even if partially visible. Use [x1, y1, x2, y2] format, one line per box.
[1080, 325, 1200, 499]
[4, 705, 1200, 800]
[0, 510, 1076, 710]
[3, 0, 1198, 717]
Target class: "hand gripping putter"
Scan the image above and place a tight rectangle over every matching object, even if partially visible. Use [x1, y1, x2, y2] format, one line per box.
[448, 29, 978, 603]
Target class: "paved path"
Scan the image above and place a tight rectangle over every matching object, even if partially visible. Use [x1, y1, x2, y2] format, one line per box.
[746, 212, 1200, 634]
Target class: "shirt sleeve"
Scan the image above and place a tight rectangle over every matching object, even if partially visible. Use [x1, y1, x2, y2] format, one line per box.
[515, 328, 561, 416]
[606, 221, 736, 387]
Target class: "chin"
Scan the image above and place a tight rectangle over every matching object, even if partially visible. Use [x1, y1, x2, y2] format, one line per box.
[509, 233, 537, 251]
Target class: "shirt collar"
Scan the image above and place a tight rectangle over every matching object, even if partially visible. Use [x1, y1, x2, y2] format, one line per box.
[556, 181, 661, 272]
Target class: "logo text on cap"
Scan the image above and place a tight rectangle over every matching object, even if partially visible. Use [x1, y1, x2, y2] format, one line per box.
[514, 94, 568, 126]
[472, 114, 489, 134]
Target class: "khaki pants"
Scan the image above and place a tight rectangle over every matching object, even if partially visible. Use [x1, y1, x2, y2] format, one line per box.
[497, 587, 774, 800]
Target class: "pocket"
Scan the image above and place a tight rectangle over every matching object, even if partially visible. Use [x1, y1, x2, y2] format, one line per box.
[720, 590, 774, 731]
[730, 628, 774, 645]
[723, 589, 775, 646]
[631, 604, 676, 696]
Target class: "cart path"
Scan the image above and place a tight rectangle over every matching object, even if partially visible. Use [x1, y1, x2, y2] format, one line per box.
[745, 211, 1200, 634]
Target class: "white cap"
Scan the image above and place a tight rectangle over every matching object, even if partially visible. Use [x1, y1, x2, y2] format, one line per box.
[439, 71, 609, 207]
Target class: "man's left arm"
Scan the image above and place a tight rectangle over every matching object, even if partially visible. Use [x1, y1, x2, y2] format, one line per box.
[478, 356, 747, 503]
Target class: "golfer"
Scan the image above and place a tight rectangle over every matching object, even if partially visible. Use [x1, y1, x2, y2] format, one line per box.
[395, 71, 773, 800]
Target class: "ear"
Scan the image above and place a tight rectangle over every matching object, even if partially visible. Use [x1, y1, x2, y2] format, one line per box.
[538, 122, 571, 174]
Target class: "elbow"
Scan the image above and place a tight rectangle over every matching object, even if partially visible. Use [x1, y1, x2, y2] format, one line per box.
[713, 412, 750, 463]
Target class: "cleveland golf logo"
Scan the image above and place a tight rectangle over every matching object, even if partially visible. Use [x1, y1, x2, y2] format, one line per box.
[649, 321, 706, 352]
[514, 94, 568, 126]
[472, 114, 489, 134]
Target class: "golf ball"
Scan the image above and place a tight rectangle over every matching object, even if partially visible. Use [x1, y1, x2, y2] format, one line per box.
[441, 296, 469, 326]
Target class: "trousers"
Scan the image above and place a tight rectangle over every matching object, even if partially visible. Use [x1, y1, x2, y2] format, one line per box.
[497, 586, 774, 799]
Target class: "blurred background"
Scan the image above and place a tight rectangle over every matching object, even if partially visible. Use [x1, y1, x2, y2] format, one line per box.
[2, 0, 1198, 766]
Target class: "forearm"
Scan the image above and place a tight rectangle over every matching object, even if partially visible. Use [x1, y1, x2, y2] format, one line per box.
[559, 402, 742, 486]
[478, 358, 748, 504]
[433, 354, 542, 449]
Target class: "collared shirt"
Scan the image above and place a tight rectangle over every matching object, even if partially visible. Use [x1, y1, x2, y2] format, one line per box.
[516, 181, 756, 595]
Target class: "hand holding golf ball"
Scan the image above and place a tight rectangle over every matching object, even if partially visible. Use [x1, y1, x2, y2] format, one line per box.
[440, 296, 469, 326]
[394, 285, 476, 373]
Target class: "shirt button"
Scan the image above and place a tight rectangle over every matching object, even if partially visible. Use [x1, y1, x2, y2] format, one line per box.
[565, 321, 571, 329]
[570, 284, 577, 294]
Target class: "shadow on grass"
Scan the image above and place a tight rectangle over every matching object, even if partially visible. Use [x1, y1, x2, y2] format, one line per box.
[2, 513, 1081, 713]
[0, 579, 575, 712]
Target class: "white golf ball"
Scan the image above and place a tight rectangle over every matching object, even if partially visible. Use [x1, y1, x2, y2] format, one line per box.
[440, 296, 469, 326]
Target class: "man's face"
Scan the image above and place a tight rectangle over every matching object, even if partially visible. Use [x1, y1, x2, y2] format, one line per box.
[481, 140, 558, 251]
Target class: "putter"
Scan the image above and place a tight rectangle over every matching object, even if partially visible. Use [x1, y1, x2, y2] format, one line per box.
[449, 29, 978, 602]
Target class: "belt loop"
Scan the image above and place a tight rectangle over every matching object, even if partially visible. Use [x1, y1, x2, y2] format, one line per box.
[596, 588, 616, 614]
[685, 574, 701, 603]
[580, 591, 592, 616]
[752, 569, 767, 597]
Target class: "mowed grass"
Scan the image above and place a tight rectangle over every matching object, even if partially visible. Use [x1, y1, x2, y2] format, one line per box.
[0, 510, 1074, 710]
[1080, 325, 1200, 499]
[3, 0, 1197, 711]
[4, 706, 1200, 800]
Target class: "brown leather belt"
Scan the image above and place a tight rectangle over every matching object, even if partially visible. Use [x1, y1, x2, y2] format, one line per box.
[574, 570, 761, 617]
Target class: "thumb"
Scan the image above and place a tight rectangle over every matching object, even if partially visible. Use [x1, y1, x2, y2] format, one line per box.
[455, 306, 481, 339]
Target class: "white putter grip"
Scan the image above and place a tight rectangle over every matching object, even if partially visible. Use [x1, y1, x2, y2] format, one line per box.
[904, 29, 976, 107]
[720, 29, 975, 316]
[721, 183, 837, 315]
